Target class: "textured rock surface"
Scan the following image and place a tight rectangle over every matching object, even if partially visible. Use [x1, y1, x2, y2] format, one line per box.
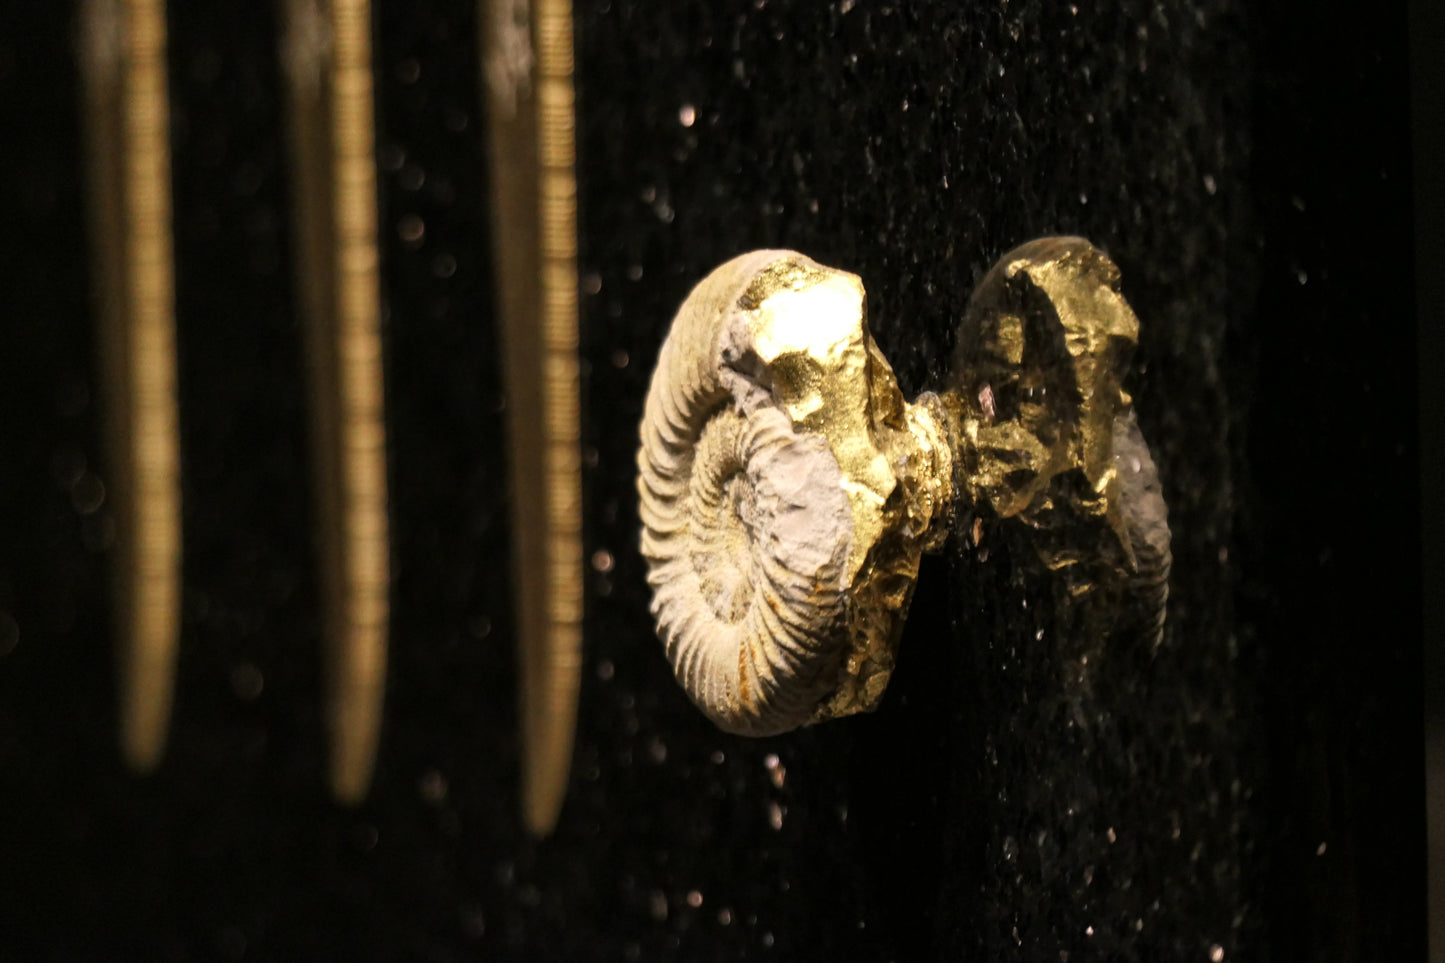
[0, 0, 1419, 960]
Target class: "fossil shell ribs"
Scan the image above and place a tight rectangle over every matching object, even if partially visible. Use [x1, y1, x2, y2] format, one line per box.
[638, 251, 860, 735]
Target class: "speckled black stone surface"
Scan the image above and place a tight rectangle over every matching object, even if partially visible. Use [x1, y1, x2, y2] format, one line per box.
[0, 1, 1420, 960]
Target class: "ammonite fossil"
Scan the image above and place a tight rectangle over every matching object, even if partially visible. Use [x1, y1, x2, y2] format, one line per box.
[636, 251, 954, 735]
[637, 239, 1172, 734]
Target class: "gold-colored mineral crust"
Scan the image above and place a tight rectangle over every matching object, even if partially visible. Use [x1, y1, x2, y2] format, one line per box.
[952, 237, 1170, 641]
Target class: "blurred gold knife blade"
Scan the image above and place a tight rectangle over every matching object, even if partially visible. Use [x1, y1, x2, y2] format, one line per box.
[79, 0, 184, 774]
[281, 0, 391, 803]
[480, 0, 583, 836]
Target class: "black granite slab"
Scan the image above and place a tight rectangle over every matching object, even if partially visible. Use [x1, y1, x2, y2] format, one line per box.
[0, 1, 1420, 959]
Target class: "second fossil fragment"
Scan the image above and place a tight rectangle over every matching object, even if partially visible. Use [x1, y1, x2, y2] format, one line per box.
[636, 238, 1171, 734]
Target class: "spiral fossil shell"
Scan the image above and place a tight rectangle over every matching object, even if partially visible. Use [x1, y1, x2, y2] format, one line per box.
[637, 251, 953, 735]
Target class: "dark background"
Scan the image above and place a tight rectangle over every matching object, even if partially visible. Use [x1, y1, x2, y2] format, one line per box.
[1418, 0, 1445, 955]
[0, 0, 1423, 960]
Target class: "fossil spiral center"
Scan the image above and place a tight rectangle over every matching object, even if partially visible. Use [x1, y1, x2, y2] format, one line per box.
[684, 399, 856, 639]
[688, 408, 757, 625]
